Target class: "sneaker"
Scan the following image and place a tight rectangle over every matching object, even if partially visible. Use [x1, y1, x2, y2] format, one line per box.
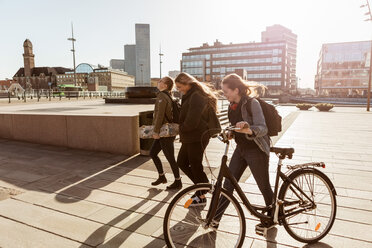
[256, 220, 275, 229]
[184, 196, 207, 208]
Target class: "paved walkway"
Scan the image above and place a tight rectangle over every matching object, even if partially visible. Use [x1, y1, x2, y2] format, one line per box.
[0, 99, 154, 116]
[0, 107, 371, 247]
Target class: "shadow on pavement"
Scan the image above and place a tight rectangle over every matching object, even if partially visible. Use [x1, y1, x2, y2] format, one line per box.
[0, 139, 153, 203]
[80, 188, 174, 247]
[303, 242, 333, 248]
[54, 154, 151, 203]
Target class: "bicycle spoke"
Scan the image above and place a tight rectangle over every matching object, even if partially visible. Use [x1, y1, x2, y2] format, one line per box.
[280, 171, 336, 243]
[164, 185, 245, 248]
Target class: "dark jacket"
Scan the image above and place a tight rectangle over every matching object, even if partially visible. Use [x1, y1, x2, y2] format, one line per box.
[238, 96, 270, 156]
[152, 91, 172, 134]
[179, 86, 209, 143]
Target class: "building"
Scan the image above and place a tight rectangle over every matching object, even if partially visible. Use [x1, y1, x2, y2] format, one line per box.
[262, 24, 297, 93]
[181, 39, 289, 95]
[91, 68, 134, 91]
[135, 24, 151, 86]
[124, 44, 136, 77]
[110, 59, 125, 71]
[0, 79, 13, 91]
[13, 39, 72, 90]
[180, 25, 297, 95]
[314, 40, 371, 97]
[151, 78, 160, 87]
[56, 63, 134, 91]
[168, 70, 181, 79]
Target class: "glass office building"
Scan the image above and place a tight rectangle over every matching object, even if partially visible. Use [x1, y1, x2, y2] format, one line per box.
[181, 40, 289, 95]
[180, 25, 297, 95]
[315, 41, 371, 97]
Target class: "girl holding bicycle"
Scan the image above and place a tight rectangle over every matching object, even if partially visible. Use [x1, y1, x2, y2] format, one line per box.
[150, 76, 182, 190]
[174, 72, 218, 206]
[216, 73, 274, 228]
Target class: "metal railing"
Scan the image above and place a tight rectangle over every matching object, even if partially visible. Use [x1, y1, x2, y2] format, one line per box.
[0, 90, 126, 103]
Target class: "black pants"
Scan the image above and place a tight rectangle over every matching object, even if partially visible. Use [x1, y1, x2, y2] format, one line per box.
[215, 146, 273, 221]
[150, 136, 180, 179]
[177, 138, 209, 185]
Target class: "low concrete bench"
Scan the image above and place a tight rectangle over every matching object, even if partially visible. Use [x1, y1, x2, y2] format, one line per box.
[0, 113, 139, 155]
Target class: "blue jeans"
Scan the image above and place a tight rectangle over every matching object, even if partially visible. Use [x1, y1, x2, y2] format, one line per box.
[215, 146, 273, 221]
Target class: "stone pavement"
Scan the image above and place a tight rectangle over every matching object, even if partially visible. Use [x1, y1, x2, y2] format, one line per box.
[0, 107, 371, 247]
[0, 99, 154, 116]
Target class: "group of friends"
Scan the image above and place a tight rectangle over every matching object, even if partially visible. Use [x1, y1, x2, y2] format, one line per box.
[149, 72, 273, 226]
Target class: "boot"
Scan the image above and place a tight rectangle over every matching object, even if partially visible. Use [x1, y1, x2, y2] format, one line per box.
[166, 179, 182, 190]
[151, 175, 167, 186]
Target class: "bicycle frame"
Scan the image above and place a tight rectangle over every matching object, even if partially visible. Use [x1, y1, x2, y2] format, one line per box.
[205, 135, 317, 226]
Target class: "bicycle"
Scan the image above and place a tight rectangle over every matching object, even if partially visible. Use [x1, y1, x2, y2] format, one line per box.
[163, 126, 337, 247]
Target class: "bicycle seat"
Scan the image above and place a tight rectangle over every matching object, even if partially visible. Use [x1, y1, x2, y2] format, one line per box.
[270, 147, 295, 159]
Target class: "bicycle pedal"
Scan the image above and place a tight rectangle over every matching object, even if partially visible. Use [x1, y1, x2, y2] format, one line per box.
[255, 226, 267, 237]
[255, 225, 275, 237]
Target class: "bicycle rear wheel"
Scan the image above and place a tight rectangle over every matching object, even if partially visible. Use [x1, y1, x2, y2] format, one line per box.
[163, 183, 246, 248]
[278, 168, 337, 243]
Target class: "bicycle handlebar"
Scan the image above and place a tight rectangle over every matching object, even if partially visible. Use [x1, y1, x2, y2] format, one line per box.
[217, 126, 239, 143]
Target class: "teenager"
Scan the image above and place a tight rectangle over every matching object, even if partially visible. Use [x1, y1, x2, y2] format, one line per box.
[150, 76, 182, 190]
[214, 73, 273, 228]
[174, 72, 218, 206]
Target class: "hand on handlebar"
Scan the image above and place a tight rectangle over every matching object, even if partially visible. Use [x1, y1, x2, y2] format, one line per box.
[227, 130, 234, 140]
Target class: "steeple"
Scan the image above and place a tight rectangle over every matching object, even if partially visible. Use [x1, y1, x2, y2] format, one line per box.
[23, 39, 35, 77]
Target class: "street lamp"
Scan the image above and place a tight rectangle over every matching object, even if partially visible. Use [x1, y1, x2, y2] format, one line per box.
[361, 0, 372, 111]
[67, 22, 77, 87]
[159, 45, 164, 78]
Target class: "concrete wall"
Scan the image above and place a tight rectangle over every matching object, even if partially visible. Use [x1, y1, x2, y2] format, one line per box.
[0, 114, 140, 155]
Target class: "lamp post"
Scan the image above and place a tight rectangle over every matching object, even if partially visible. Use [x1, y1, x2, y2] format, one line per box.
[68, 22, 77, 87]
[159, 45, 164, 78]
[361, 0, 372, 111]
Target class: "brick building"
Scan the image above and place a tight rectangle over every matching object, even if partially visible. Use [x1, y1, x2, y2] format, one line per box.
[13, 39, 72, 90]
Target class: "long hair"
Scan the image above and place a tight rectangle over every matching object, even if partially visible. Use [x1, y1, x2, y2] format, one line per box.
[160, 76, 174, 92]
[221, 73, 266, 97]
[175, 72, 218, 112]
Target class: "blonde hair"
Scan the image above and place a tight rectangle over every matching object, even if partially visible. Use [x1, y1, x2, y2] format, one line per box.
[175, 72, 218, 112]
[221, 73, 266, 97]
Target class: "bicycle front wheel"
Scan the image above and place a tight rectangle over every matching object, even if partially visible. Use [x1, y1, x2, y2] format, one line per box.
[279, 168, 337, 244]
[163, 183, 246, 248]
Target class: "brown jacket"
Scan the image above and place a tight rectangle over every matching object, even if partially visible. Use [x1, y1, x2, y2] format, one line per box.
[152, 91, 173, 134]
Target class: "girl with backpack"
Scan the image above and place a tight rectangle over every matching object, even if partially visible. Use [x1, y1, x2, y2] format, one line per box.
[174, 72, 219, 206]
[214, 73, 274, 229]
[150, 76, 182, 190]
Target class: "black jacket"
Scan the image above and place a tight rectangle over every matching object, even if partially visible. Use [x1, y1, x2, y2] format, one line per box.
[179, 86, 209, 143]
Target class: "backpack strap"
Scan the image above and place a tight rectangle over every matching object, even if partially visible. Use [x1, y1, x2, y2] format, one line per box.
[245, 96, 254, 117]
[161, 91, 174, 123]
[245, 96, 272, 145]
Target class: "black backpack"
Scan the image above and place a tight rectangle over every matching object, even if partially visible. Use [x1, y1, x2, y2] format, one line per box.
[204, 105, 222, 138]
[163, 91, 181, 124]
[247, 97, 282, 137]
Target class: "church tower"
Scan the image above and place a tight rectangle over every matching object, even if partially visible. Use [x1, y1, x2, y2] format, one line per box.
[23, 39, 35, 77]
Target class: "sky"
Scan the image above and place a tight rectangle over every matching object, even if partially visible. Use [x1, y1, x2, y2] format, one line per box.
[0, 0, 371, 89]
